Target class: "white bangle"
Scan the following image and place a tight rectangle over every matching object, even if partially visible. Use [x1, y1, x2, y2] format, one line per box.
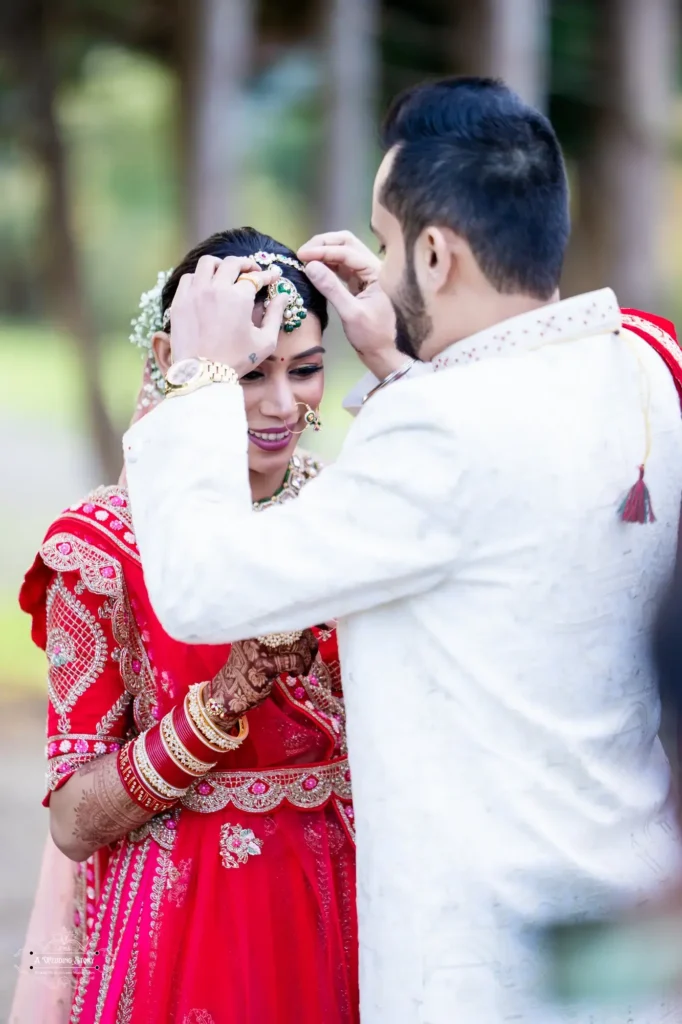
[362, 359, 416, 405]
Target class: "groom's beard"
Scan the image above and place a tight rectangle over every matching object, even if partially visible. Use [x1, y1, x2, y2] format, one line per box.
[392, 261, 431, 360]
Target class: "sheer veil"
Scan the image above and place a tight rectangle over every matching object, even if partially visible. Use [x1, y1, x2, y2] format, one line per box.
[9, 357, 161, 1023]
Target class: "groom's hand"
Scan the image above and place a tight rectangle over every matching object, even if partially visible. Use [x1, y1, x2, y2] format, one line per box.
[298, 232, 405, 381]
[168, 255, 289, 376]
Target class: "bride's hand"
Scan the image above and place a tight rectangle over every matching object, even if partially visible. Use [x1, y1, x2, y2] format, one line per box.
[298, 231, 406, 381]
[208, 630, 319, 719]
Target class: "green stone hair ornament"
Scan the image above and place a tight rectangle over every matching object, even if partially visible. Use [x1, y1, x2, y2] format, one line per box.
[129, 268, 173, 396]
[252, 251, 308, 332]
[128, 251, 306, 404]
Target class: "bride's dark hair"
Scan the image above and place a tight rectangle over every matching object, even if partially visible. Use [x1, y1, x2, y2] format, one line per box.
[161, 227, 328, 331]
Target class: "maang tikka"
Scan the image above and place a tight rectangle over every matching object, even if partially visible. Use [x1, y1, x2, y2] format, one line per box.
[251, 251, 308, 332]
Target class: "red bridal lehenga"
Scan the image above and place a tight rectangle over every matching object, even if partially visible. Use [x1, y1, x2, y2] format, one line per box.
[16, 453, 358, 1024]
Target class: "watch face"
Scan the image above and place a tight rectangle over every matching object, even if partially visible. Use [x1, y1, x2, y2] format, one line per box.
[166, 358, 201, 386]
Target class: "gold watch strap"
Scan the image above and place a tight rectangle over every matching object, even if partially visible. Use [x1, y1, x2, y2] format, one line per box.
[165, 358, 239, 397]
[204, 360, 240, 385]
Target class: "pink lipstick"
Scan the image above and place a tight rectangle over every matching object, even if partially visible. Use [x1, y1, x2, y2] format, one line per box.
[248, 428, 293, 452]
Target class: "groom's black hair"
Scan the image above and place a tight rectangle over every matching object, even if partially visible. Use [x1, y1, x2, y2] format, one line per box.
[380, 77, 569, 300]
[162, 227, 329, 331]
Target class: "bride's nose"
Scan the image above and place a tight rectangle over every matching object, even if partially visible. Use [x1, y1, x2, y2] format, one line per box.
[259, 375, 298, 424]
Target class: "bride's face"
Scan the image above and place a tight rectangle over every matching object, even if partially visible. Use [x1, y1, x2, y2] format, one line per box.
[240, 304, 325, 481]
[152, 301, 325, 490]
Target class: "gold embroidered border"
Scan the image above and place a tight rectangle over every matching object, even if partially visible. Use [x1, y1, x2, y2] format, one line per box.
[333, 796, 356, 845]
[45, 575, 109, 727]
[277, 654, 347, 755]
[70, 842, 124, 1023]
[181, 757, 352, 814]
[110, 585, 158, 732]
[40, 535, 123, 596]
[93, 842, 149, 1024]
[621, 313, 682, 374]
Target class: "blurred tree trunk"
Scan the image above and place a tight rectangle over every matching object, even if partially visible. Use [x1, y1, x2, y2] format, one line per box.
[322, 0, 380, 234]
[563, 0, 675, 303]
[486, 0, 549, 110]
[183, 0, 255, 245]
[10, 3, 121, 481]
[448, 0, 549, 110]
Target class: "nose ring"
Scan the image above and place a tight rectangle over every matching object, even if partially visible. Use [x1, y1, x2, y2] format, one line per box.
[289, 403, 322, 435]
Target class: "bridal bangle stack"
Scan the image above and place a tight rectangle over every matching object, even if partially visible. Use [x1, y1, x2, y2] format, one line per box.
[116, 683, 249, 815]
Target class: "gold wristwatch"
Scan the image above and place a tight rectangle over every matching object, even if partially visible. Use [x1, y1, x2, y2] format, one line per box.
[164, 357, 239, 398]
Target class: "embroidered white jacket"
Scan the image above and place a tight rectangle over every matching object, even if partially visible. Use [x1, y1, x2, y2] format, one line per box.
[125, 289, 682, 1023]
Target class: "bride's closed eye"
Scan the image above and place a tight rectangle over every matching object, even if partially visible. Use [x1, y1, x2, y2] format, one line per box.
[241, 364, 323, 383]
[290, 364, 324, 379]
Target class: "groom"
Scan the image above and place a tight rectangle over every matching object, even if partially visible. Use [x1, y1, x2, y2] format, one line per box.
[124, 78, 682, 1022]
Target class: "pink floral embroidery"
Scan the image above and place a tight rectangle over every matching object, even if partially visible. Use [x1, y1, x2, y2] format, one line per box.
[166, 858, 192, 908]
[219, 824, 263, 869]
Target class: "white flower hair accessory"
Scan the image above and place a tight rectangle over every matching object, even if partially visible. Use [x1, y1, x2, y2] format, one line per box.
[129, 268, 173, 394]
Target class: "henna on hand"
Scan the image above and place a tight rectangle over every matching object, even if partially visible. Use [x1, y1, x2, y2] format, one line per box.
[260, 629, 319, 678]
[71, 752, 150, 851]
[209, 630, 319, 719]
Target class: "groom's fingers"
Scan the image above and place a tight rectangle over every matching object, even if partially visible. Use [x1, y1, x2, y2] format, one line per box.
[214, 255, 262, 285]
[299, 244, 377, 274]
[304, 261, 357, 320]
[299, 230, 358, 253]
[193, 255, 223, 286]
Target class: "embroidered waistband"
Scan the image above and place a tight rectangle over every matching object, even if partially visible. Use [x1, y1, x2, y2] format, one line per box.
[180, 757, 352, 814]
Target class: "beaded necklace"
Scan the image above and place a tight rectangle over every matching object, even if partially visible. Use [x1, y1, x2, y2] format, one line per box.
[253, 451, 322, 511]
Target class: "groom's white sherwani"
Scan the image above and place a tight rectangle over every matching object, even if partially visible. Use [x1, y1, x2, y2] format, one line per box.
[125, 289, 682, 1023]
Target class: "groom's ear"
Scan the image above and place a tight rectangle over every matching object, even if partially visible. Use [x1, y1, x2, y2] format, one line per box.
[415, 226, 455, 297]
[151, 331, 172, 375]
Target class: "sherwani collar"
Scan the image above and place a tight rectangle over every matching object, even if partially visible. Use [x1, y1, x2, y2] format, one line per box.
[432, 288, 621, 372]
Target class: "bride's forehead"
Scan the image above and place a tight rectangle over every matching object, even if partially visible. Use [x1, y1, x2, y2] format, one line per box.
[272, 316, 324, 361]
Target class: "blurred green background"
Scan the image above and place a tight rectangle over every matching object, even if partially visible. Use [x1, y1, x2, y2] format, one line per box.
[1, 0, 682, 693]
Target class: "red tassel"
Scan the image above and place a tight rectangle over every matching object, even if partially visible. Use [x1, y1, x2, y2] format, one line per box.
[618, 465, 656, 524]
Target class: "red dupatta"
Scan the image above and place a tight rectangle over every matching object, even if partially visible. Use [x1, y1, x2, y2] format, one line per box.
[621, 308, 682, 403]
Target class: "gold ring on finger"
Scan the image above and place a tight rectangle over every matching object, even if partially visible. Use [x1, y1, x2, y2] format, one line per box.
[236, 272, 261, 291]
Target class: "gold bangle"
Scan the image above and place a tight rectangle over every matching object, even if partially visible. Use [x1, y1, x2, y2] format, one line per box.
[186, 684, 249, 754]
[196, 686, 248, 742]
[196, 685, 249, 749]
[132, 733, 189, 801]
[160, 712, 217, 777]
[117, 743, 174, 815]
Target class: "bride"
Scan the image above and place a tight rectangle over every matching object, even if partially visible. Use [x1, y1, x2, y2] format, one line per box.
[14, 227, 358, 1024]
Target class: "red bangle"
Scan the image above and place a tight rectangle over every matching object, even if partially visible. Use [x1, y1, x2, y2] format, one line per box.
[117, 742, 174, 816]
[145, 721, 196, 791]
